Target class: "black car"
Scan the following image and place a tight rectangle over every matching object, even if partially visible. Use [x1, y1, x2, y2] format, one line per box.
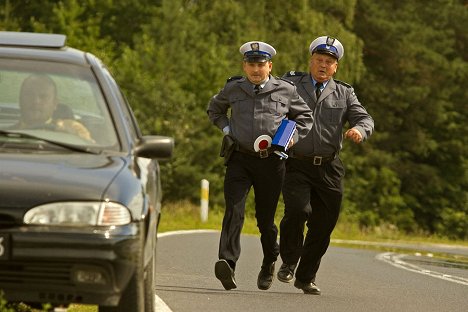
[0, 31, 173, 311]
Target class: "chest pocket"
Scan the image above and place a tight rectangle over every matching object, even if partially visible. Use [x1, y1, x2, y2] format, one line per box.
[322, 99, 346, 124]
[269, 94, 288, 115]
[230, 94, 251, 113]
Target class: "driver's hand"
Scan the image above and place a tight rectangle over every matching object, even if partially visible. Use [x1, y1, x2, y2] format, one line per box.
[56, 119, 95, 143]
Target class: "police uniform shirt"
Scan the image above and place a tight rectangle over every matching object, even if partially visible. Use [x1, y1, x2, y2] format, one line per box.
[284, 71, 374, 156]
[207, 75, 313, 152]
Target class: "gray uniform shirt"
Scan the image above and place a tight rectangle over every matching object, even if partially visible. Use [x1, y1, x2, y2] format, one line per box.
[207, 75, 313, 152]
[284, 71, 374, 155]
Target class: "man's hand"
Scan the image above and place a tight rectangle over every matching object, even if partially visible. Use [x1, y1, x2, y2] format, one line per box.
[287, 138, 294, 149]
[56, 119, 95, 143]
[344, 128, 362, 143]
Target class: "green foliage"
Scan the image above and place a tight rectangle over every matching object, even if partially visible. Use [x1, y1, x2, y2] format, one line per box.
[1, 0, 466, 239]
[353, 0, 467, 237]
[0, 291, 15, 312]
[0, 290, 52, 312]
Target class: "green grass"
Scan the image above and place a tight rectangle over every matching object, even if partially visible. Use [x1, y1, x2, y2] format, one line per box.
[160, 200, 468, 246]
[66, 305, 97, 312]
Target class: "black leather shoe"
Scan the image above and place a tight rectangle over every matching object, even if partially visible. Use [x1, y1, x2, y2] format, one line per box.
[277, 263, 296, 283]
[257, 262, 275, 290]
[294, 279, 321, 295]
[215, 259, 237, 290]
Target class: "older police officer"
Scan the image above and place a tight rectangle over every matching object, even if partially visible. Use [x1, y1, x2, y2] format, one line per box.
[277, 36, 374, 294]
[207, 41, 313, 291]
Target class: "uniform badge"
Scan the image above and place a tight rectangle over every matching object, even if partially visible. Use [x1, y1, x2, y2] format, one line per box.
[250, 42, 260, 51]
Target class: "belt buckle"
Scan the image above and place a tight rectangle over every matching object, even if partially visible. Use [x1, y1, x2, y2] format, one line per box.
[313, 156, 322, 165]
[259, 149, 269, 158]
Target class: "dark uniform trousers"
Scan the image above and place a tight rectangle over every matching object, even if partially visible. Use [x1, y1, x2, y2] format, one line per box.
[280, 157, 344, 283]
[219, 151, 284, 268]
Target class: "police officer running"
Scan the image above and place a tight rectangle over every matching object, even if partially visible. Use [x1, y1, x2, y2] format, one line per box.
[207, 41, 313, 291]
[277, 36, 374, 295]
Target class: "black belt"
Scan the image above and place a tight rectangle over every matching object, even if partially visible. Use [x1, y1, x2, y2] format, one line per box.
[291, 153, 336, 165]
[237, 146, 273, 159]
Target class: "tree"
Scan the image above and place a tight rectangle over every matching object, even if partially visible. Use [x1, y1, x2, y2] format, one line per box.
[2, 0, 466, 238]
[112, 0, 365, 208]
[354, 0, 467, 237]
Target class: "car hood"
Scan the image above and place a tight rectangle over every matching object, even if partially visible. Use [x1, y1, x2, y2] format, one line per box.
[0, 153, 127, 209]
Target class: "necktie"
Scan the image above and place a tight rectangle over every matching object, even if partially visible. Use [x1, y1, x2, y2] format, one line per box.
[254, 85, 261, 94]
[315, 82, 323, 99]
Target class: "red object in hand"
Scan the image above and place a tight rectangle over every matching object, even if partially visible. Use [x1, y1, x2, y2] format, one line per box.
[259, 140, 269, 150]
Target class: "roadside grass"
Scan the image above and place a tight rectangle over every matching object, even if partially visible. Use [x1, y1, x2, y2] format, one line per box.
[8, 201, 466, 312]
[66, 305, 96, 312]
[160, 200, 468, 246]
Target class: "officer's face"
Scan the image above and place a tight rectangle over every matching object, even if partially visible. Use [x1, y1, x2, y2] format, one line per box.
[309, 53, 338, 83]
[243, 61, 272, 85]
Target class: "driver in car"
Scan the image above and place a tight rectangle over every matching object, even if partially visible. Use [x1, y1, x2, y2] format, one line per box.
[13, 74, 94, 142]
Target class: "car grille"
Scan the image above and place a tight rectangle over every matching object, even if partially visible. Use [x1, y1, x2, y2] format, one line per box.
[0, 260, 118, 305]
[0, 261, 85, 303]
[0, 261, 73, 285]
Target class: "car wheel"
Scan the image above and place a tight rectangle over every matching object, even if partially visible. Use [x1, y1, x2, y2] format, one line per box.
[144, 253, 156, 312]
[100, 259, 145, 312]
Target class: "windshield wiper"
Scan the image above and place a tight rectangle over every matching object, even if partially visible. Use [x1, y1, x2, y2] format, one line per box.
[0, 129, 102, 154]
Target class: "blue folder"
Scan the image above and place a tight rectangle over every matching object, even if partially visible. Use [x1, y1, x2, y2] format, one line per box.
[272, 119, 296, 158]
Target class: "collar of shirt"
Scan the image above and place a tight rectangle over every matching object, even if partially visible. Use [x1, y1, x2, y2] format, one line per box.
[310, 75, 329, 91]
[255, 76, 270, 89]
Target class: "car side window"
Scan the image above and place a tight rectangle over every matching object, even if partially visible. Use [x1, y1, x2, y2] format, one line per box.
[101, 67, 141, 141]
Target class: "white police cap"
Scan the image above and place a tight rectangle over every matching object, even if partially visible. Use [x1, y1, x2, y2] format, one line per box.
[309, 36, 344, 60]
[239, 41, 276, 62]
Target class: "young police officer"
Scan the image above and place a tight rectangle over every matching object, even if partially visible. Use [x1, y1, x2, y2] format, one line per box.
[277, 36, 374, 295]
[207, 41, 313, 291]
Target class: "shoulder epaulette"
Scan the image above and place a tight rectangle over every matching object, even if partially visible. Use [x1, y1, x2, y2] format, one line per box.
[277, 76, 295, 85]
[227, 75, 243, 82]
[334, 79, 353, 88]
[284, 71, 307, 77]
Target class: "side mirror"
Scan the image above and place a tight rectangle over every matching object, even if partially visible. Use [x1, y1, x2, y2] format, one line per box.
[135, 135, 174, 159]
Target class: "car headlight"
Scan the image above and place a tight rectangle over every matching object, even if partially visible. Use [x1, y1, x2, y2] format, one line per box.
[23, 201, 131, 226]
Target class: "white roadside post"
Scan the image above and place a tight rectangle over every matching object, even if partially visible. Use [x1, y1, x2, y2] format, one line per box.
[200, 179, 209, 222]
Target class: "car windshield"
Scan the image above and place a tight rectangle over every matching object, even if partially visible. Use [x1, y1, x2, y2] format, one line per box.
[0, 58, 119, 150]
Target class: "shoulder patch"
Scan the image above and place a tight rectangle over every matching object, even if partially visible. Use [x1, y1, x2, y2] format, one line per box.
[284, 71, 307, 77]
[227, 75, 243, 82]
[277, 76, 295, 85]
[334, 79, 353, 88]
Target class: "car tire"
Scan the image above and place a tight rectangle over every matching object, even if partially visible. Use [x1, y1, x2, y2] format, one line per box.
[100, 254, 145, 312]
[144, 253, 156, 312]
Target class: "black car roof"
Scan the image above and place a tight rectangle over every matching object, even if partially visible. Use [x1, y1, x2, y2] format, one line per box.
[0, 31, 88, 66]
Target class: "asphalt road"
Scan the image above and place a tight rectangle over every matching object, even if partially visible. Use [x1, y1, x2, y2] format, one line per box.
[155, 230, 468, 312]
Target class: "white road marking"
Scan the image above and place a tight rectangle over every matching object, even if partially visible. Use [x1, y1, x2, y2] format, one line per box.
[155, 293, 172, 312]
[157, 229, 218, 238]
[376, 252, 468, 286]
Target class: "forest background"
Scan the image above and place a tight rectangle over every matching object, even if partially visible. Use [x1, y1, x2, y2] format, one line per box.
[1, 0, 466, 240]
